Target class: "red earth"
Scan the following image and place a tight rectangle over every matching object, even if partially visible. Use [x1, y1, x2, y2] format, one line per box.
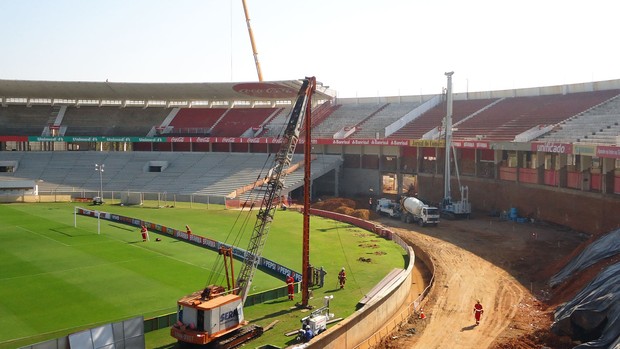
[371, 212, 595, 349]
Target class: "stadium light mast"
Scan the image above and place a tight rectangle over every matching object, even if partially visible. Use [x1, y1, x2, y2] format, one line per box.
[241, 0, 264, 81]
[95, 164, 104, 199]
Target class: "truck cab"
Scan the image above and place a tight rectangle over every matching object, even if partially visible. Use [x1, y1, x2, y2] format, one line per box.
[375, 198, 401, 218]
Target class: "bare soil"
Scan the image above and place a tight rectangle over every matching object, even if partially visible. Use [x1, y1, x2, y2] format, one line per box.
[371, 213, 588, 349]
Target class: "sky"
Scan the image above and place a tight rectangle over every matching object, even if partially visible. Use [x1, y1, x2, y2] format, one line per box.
[1, 0, 618, 98]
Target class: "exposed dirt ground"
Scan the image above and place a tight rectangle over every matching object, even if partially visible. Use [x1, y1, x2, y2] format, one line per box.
[371, 213, 589, 349]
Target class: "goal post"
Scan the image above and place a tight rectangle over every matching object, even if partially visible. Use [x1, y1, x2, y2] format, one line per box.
[74, 206, 101, 235]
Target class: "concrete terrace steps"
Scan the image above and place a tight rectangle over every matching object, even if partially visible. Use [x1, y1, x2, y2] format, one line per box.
[1, 152, 342, 200]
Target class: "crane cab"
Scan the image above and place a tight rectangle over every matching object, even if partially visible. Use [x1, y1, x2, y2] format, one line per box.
[171, 290, 246, 345]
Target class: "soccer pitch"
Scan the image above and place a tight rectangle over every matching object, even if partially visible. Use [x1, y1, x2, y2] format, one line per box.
[0, 203, 406, 348]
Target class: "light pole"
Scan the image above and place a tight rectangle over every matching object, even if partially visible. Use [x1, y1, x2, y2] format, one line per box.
[95, 164, 104, 202]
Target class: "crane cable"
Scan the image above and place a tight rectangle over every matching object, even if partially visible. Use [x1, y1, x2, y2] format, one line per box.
[333, 218, 364, 297]
[205, 152, 275, 287]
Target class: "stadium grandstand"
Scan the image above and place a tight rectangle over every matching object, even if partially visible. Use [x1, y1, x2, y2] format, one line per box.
[0, 77, 619, 233]
[2, 77, 620, 349]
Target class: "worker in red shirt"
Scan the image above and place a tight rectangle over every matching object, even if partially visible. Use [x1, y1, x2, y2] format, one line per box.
[473, 299, 484, 325]
[140, 225, 149, 242]
[286, 275, 295, 300]
[338, 267, 347, 289]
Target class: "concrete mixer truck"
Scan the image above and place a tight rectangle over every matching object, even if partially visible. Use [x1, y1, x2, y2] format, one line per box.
[400, 197, 440, 227]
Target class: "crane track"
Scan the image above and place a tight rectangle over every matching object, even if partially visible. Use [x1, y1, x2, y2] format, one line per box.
[214, 324, 264, 349]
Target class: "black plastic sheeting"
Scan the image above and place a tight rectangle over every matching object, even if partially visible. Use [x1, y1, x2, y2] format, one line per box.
[549, 229, 620, 288]
[550, 228, 620, 349]
[551, 263, 620, 348]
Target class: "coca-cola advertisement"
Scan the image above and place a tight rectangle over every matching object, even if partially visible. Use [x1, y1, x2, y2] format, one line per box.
[233, 82, 298, 98]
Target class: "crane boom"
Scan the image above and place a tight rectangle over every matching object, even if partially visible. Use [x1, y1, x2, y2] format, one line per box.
[236, 77, 316, 303]
[171, 78, 316, 347]
[241, 0, 263, 81]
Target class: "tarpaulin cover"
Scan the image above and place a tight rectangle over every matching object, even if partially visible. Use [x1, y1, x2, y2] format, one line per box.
[551, 262, 620, 348]
[549, 229, 620, 288]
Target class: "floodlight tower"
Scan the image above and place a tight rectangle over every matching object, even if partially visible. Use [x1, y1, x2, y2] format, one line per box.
[95, 164, 104, 199]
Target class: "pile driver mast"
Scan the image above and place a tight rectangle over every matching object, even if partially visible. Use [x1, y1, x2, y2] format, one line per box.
[441, 71, 471, 218]
[236, 77, 316, 303]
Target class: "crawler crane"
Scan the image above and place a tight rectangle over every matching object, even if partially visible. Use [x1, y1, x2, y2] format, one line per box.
[170, 78, 316, 348]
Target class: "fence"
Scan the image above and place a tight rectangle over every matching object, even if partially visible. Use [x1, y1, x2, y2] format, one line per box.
[142, 283, 298, 334]
[36, 190, 225, 208]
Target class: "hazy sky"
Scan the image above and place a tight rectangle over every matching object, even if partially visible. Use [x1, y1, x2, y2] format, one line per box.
[1, 0, 618, 97]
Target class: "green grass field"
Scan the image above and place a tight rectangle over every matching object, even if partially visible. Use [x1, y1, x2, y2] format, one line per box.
[0, 202, 406, 348]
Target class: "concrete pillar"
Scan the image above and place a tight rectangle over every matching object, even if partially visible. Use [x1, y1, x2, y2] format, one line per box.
[580, 156, 592, 191]
[602, 157, 615, 194]
[535, 152, 545, 185]
[435, 147, 440, 175]
[474, 149, 479, 178]
[558, 154, 568, 188]
[334, 167, 340, 197]
[416, 146, 421, 174]
[494, 150, 501, 180]
[516, 151, 523, 183]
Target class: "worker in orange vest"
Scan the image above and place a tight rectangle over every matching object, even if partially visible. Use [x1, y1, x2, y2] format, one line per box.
[338, 267, 347, 289]
[286, 275, 295, 300]
[473, 300, 484, 325]
[140, 225, 149, 242]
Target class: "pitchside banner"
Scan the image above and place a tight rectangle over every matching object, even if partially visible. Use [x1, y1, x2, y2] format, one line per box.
[5, 135, 618, 158]
[76, 207, 302, 282]
[21, 135, 410, 147]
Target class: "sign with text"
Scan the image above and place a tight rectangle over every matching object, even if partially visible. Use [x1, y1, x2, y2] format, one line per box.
[530, 142, 573, 154]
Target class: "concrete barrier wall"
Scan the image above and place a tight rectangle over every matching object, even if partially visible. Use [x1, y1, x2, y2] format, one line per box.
[0, 195, 71, 203]
[418, 174, 620, 235]
[306, 209, 416, 349]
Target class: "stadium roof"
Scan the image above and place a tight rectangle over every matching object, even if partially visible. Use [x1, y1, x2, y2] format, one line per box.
[0, 79, 335, 102]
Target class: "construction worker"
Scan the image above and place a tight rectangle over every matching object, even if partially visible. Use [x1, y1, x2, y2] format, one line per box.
[303, 325, 314, 342]
[286, 274, 295, 300]
[186, 225, 192, 238]
[473, 299, 484, 325]
[338, 267, 346, 289]
[140, 225, 149, 242]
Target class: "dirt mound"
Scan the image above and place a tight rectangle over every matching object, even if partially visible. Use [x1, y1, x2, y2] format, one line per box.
[312, 198, 371, 220]
[493, 329, 573, 349]
[312, 197, 357, 211]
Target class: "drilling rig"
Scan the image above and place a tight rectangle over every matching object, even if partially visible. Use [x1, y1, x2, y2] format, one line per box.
[170, 78, 316, 348]
[441, 71, 472, 218]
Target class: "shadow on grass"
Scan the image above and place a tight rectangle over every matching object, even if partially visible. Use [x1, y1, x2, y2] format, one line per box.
[49, 228, 73, 237]
[153, 344, 177, 349]
[285, 336, 303, 347]
[108, 223, 135, 232]
[324, 288, 343, 293]
[265, 298, 291, 305]
[250, 307, 297, 323]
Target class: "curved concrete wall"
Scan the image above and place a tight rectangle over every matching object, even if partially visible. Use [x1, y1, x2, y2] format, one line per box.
[306, 209, 416, 349]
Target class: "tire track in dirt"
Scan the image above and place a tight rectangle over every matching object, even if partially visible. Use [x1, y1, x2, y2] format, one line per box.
[387, 226, 527, 349]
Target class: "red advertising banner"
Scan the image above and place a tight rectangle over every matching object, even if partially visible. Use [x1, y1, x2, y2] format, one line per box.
[596, 146, 620, 159]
